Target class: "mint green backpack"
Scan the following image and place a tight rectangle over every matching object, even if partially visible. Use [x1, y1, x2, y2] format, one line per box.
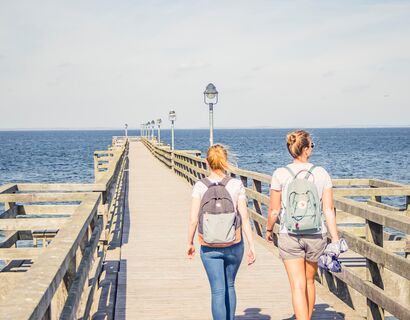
[282, 166, 322, 234]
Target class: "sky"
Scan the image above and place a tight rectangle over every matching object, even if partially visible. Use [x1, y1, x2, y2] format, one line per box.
[0, 0, 409, 130]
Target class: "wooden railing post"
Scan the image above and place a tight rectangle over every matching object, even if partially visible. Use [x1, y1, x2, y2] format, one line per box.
[93, 153, 99, 182]
[252, 179, 264, 237]
[365, 219, 384, 320]
[406, 195, 410, 212]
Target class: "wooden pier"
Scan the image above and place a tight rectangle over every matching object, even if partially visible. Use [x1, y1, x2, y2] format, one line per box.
[0, 136, 409, 319]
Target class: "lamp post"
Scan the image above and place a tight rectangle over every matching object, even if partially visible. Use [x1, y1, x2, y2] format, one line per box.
[146, 122, 150, 137]
[169, 110, 176, 150]
[124, 123, 128, 137]
[203, 83, 218, 146]
[157, 118, 162, 144]
[150, 120, 155, 140]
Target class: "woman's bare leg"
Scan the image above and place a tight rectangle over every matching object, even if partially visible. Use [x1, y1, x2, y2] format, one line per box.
[305, 260, 318, 319]
[283, 258, 309, 320]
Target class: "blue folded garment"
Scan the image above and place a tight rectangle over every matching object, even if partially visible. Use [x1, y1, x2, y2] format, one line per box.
[318, 238, 348, 273]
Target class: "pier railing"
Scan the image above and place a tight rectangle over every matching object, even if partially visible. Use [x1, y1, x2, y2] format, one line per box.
[141, 137, 410, 320]
[0, 137, 129, 319]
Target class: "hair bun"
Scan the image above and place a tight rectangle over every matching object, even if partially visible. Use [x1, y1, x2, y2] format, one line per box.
[287, 133, 297, 145]
[286, 130, 311, 159]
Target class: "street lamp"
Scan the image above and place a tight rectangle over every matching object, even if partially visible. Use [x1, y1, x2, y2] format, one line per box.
[204, 83, 218, 146]
[169, 110, 176, 150]
[124, 123, 128, 137]
[156, 118, 162, 144]
[150, 120, 155, 140]
[146, 122, 150, 137]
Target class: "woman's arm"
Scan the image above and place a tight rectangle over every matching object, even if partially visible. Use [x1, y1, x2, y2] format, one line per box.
[237, 198, 256, 265]
[322, 187, 339, 243]
[187, 197, 200, 259]
[265, 189, 281, 242]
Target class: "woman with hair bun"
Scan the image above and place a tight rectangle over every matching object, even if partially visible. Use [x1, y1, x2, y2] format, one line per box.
[187, 144, 256, 320]
[265, 130, 339, 320]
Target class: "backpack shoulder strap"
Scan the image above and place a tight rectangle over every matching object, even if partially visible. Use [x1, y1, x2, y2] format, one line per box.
[304, 165, 317, 179]
[200, 178, 213, 188]
[284, 166, 296, 179]
[218, 176, 232, 187]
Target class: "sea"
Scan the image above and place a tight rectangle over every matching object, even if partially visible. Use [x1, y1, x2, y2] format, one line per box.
[0, 128, 409, 266]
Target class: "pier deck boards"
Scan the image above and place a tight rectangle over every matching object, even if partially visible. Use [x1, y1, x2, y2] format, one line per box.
[116, 142, 345, 319]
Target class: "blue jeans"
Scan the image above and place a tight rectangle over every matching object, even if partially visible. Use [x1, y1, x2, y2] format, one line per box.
[200, 241, 244, 320]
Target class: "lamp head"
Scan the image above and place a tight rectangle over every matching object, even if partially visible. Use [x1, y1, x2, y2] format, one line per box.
[204, 83, 218, 105]
[169, 110, 176, 122]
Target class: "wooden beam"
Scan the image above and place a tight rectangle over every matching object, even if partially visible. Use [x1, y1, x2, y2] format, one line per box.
[0, 232, 18, 248]
[369, 179, 409, 188]
[231, 167, 271, 184]
[329, 267, 410, 320]
[0, 192, 91, 203]
[367, 200, 401, 211]
[338, 230, 410, 280]
[332, 179, 370, 187]
[17, 205, 77, 215]
[334, 196, 410, 234]
[245, 187, 270, 206]
[334, 187, 410, 197]
[0, 248, 46, 260]
[16, 184, 98, 192]
[0, 184, 18, 194]
[0, 218, 69, 231]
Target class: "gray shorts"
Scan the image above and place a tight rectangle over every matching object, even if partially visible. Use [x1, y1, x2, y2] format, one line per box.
[278, 233, 328, 262]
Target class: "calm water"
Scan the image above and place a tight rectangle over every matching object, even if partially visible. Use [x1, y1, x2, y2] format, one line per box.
[1, 129, 409, 186]
[0, 128, 409, 249]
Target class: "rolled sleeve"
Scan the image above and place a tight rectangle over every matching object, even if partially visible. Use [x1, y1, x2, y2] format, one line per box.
[270, 169, 282, 191]
[322, 169, 333, 190]
[192, 181, 204, 199]
[238, 181, 247, 200]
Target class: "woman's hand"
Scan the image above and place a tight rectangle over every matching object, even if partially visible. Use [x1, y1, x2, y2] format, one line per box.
[265, 230, 273, 243]
[247, 246, 256, 265]
[187, 243, 196, 259]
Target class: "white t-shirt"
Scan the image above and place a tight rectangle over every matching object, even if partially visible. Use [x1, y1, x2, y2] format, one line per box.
[192, 177, 247, 208]
[270, 162, 332, 234]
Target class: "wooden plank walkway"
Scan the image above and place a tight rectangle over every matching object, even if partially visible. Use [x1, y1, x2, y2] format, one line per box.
[115, 141, 346, 319]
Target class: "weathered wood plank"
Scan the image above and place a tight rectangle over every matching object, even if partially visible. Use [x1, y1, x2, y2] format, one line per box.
[330, 267, 410, 320]
[334, 187, 410, 197]
[334, 196, 410, 234]
[0, 192, 91, 203]
[367, 200, 402, 211]
[0, 218, 69, 231]
[16, 184, 100, 192]
[0, 232, 18, 248]
[0, 184, 18, 194]
[0, 248, 46, 260]
[332, 179, 371, 186]
[17, 205, 77, 215]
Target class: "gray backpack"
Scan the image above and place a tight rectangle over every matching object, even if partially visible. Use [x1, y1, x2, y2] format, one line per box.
[282, 166, 322, 234]
[198, 177, 241, 245]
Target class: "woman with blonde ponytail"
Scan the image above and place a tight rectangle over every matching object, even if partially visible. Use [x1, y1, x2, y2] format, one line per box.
[187, 144, 256, 320]
[265, 130, 339, 320]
